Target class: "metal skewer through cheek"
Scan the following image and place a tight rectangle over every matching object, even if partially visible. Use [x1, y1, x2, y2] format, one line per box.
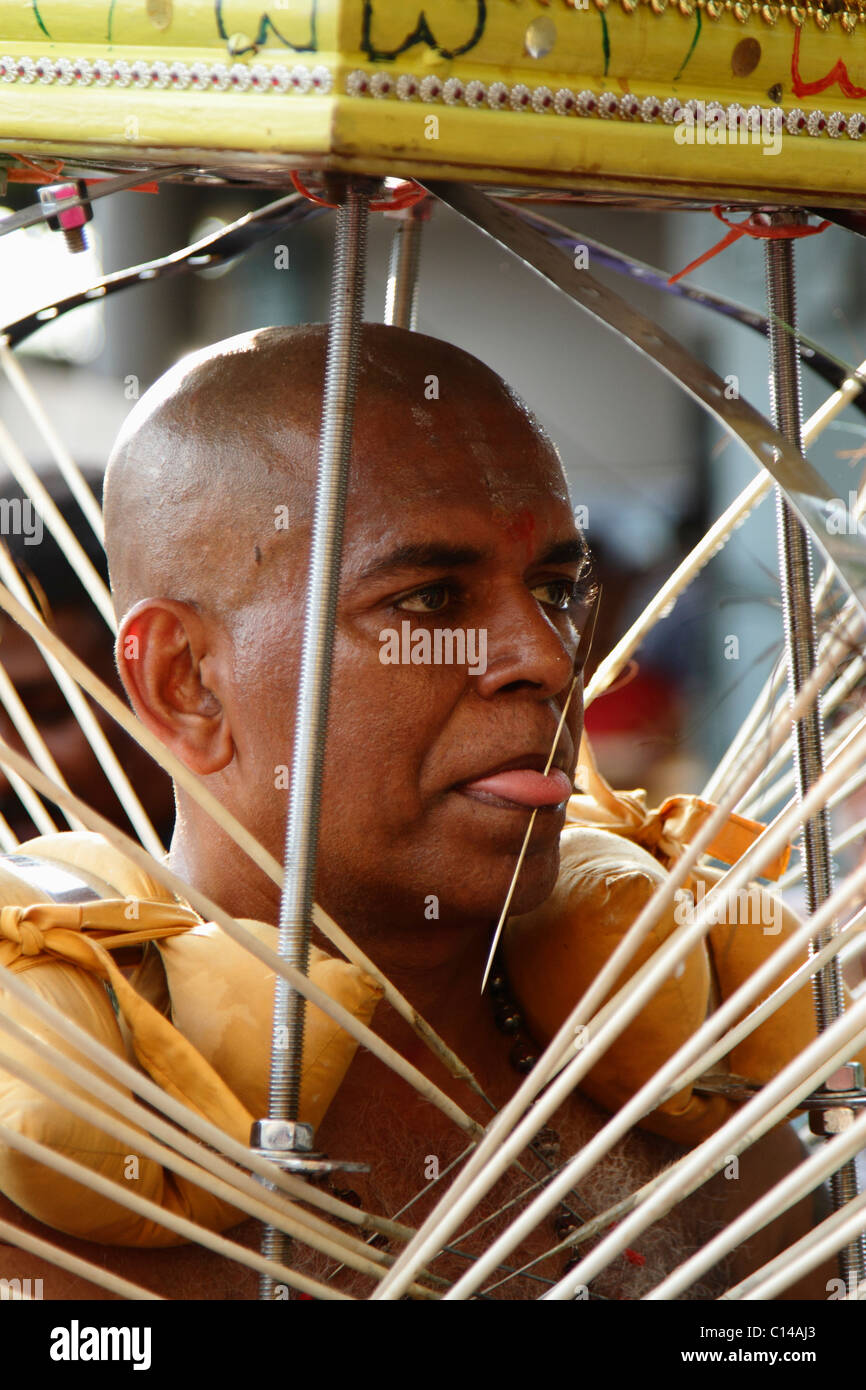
[480, 589, 601, 995]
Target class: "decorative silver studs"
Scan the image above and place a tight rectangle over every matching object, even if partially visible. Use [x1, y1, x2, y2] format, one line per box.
[396, 73, 420, 100]
[346, 68, 370, 97]
[0, 47, 859, 150]
[531, 85, 555, 112]
[419, 74, 444, 101]
[486, 81, 511, 108]
[369, 71, 393, 97]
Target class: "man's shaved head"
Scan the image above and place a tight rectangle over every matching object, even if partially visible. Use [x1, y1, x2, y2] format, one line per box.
[104, 322, 560, 624]
[107, 322, 592, 943]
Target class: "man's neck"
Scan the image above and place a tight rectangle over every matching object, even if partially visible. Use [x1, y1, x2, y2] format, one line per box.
[168, 820, 496, 1030]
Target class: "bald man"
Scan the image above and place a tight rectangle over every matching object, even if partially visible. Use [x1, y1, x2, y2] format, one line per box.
[0, 324, 824, 1299]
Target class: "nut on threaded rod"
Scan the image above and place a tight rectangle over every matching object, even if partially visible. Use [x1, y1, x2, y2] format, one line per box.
[38, 181, 92, 254]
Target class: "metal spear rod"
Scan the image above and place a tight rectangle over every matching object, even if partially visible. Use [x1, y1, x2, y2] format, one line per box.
[384, 203, 426, 330]
[257, 177, 371, 1300]
[765, 213, 866, 1290]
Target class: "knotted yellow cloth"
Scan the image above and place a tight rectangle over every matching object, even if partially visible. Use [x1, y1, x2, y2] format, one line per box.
[566, 734, 791, 879]
[0, 834, 382, 1246]
[1, 898, 254, 1143]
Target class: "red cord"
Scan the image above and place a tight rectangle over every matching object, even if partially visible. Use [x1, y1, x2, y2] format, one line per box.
[290, 170, 429, 213]
[668, 206, 831, 285]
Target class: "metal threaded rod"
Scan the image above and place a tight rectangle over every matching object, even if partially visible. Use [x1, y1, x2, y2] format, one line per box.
[765, 221, 866, 1287]
[384, 209, 424, 330]
[258, 180, 370, 1299]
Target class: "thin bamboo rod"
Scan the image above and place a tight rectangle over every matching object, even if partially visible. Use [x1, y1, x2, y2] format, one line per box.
[373, 650, 866, 1298]
[585, 470, 771, 710]
[0, 343, 105, 544]
[591, 361, 865, 719]
[0, 657, 83, 829]
[0, 1215, 161, 1300]
[727, 1187, 866, 1301]
[0, 545, 163, 856]
[457, 810, 866, 1300]
[542, 993, 866, 1299]
[0, 809, 18, 851]
[2, 764, 56, 835]
[732, 585, 865, 818]
[0, 731, 483, 1139]
[0, 948, 407, 1244]
[0, 1022, 419, 1287]
[704, 369, 866, 802]
[741, 689, 863, 820]
[655, 901, 865, 1104]
[0, 419, 114, 630]
[0, 1121, 352, 1301]
[449, 859, 866, 1301]
[648, 1110, 866, 1299]
[0, 576, 488, 1100]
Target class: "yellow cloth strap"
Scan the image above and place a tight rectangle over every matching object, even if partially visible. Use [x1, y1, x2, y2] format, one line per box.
[575, 734, 790, 879]
[0, 899, 254, 1144]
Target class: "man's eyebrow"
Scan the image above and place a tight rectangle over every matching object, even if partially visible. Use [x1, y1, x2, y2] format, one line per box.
[353, 542, 487, 584]
[536, 538, 591, 568]
[352, 537, 593, 586]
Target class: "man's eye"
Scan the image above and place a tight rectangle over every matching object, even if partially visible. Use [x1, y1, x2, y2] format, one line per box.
[393, 583, 452, 614]
[532, 579, 581, 611]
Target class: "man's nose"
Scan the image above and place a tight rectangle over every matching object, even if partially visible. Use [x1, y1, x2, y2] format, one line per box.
[471, 590, 577, 700]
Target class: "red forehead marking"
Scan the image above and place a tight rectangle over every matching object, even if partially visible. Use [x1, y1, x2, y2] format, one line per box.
[497, 506, 536, 563]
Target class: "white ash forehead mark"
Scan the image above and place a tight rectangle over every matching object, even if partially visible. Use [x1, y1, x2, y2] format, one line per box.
[410, 404, 434, 430]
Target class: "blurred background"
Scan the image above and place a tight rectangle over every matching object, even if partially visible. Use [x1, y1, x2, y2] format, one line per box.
[0, 178, 864, 860]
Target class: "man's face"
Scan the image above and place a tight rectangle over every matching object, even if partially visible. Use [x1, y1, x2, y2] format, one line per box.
[223, 393, 593, 930]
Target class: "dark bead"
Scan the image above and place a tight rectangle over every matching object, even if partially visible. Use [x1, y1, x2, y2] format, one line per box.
[554, 1212, 578, 1240]
[488, 971, 508, 996]
[535, 1126, 561, 1161]
[510, 1040, 538, 1073]
[494, 1006, 523, 1035]
[331, 1187, 363, 1209]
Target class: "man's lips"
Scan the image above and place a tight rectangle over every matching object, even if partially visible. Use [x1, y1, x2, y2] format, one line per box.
[457, 766, 574, 809]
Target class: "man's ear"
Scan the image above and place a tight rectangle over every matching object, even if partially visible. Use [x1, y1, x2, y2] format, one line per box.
[115, 598, 233, 776]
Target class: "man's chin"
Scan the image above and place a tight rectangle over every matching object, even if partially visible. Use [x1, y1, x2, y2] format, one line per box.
[437, 833, 563, 924]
